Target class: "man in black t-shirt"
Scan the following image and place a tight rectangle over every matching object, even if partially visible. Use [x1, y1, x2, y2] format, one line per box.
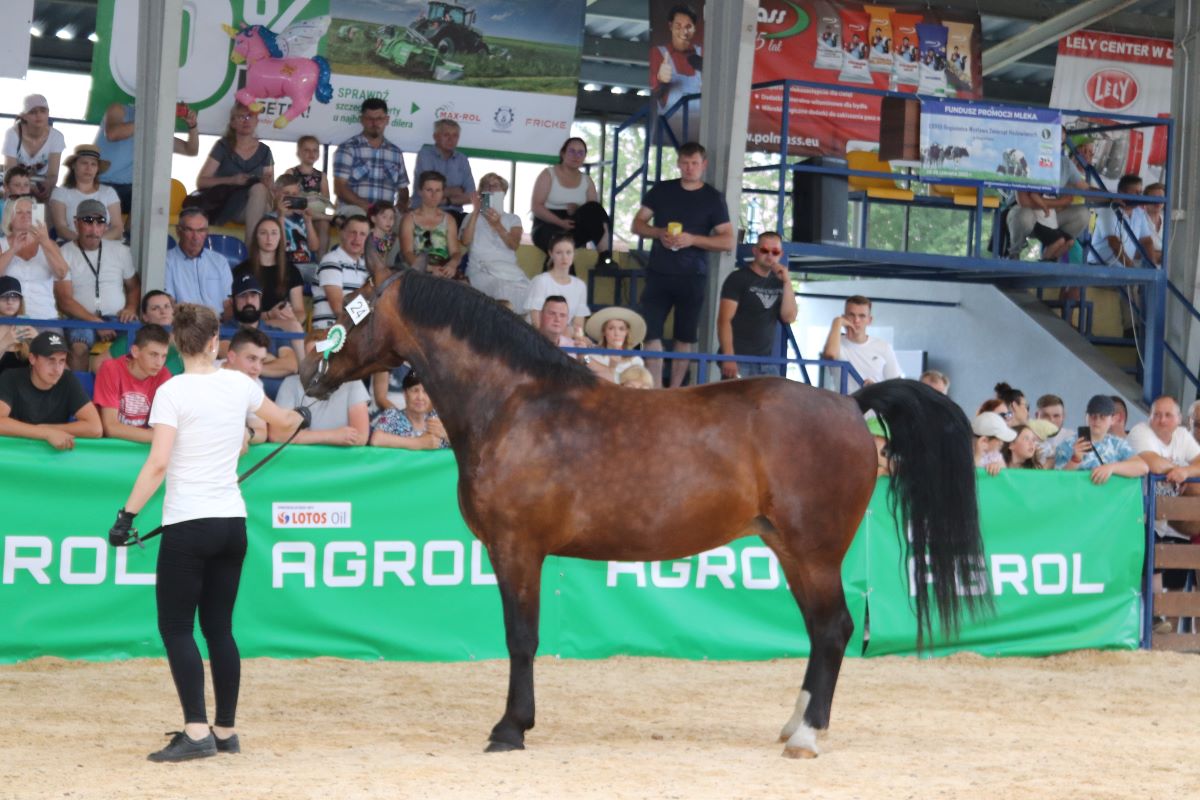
[632, 142, 735, 387]
[0, 331, 102, 449]
[717, 231, 798, 379]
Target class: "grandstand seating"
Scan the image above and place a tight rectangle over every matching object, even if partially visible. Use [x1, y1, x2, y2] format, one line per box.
[206, 234, 248, 269]
[168, 179, 186, 225]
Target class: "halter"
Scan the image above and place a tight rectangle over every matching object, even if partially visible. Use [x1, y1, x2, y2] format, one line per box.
[309, 268, 405, 385]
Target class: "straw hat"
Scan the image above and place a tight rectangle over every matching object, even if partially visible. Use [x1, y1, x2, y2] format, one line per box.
[585, 306, 647, 348]
[1026, 419, 1059, 441]
[63, 144, 111, 174]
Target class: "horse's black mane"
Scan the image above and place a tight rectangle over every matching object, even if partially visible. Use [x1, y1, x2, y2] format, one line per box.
[395, 270, 598, 386]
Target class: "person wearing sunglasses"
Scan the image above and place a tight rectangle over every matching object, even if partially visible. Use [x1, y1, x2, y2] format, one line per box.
[53, 199, 140, 371]
[716, 231, 797, 380]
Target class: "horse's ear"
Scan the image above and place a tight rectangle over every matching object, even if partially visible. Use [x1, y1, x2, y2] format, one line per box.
[370, 263, 392, 292]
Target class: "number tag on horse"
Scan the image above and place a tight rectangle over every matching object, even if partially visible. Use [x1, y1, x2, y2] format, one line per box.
[345, 295, 372, 325]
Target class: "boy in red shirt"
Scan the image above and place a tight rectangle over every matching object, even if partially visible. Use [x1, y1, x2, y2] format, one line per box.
[94, 323, 172, 443]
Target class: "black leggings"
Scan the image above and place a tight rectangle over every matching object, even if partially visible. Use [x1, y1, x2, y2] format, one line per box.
[531, 201, 611, 254]
[156, 517, 248, 727]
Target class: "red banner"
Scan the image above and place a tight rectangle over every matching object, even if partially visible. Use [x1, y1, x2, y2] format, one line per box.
[648, 1, 983, 156]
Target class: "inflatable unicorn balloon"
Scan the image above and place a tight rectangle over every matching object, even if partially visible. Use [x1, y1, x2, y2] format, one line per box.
[222, 22, 333, 129]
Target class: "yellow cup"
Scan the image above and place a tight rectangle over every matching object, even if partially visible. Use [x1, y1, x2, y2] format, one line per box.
[666, 222, 683, 236]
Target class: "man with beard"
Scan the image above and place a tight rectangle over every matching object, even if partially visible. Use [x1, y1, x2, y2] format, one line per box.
[333, 98, 410, 218]
[220, 273, 300, 378]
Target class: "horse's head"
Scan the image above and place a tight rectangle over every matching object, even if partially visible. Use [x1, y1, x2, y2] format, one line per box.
[223, 23, 280, 63]
[300, 267, 415, 400]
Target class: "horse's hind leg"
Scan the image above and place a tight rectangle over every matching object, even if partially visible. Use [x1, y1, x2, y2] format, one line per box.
[762, 530, 853, 759]
[485, 547, 545, 753]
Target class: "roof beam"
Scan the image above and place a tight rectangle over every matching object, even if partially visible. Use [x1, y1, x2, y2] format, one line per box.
[950, 0, 1174, 39]
[983, 0, 1140, 75]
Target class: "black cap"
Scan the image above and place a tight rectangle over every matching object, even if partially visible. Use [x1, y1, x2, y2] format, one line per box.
[0, 275, 21, 297]
[30, 331, 68, 357]
[232, 273, 263, 297]
[1086, 394, 1116, 416]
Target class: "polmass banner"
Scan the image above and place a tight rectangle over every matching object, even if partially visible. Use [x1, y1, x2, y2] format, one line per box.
[649, 1, 983, 156]
[86, 0, 585, 161]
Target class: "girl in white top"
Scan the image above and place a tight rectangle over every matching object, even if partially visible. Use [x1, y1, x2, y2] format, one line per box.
[0, 196, 69, 321]
[523, 231, 590, 331]
[2, 94, 65, 204]
[111, 302, 305, 763]
[462, 172, 531, 308]
[49, 145, 124, 242]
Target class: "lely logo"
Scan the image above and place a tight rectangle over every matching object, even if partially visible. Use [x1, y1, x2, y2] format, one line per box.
[1086, 69, 1138, 111]
[758, 0, 810, 39]
[493, 106, 514, 131]
[272, 502, 352, 529]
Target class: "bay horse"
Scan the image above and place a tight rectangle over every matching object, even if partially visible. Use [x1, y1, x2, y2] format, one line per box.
[300, 269, 987, 758]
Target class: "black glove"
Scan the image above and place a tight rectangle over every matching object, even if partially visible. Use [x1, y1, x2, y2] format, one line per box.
[295, 405, 312, 430]
[109, 508, 137, 547]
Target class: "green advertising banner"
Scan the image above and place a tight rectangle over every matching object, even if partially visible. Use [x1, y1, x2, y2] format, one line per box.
[0, 440, 1143, 663]
[87, 0, 585, 160]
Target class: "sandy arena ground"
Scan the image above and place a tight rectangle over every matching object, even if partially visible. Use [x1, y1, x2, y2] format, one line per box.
[1, 650, 1196, 800]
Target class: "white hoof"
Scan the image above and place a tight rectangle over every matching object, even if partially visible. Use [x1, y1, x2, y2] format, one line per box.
[782, 724, 820, 759]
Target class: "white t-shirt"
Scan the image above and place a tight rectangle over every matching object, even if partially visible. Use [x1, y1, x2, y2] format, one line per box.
[149, 369, 265, 526]
[523, 271, 590, 321]
[58, 240, 136, 316]
[836, 335, 902, 389]
[1130, 207, 1162, 254]
[312, 246, 369, 330]
[0, 235, 59, 320]
[1128, 421, 1200, 540]
[2, 127, 66, 182]
[274, 373, 369, 430]
[50, 185, 121, 237]
[468, 211, 523, 267]
[1089, 206, 1138, 265]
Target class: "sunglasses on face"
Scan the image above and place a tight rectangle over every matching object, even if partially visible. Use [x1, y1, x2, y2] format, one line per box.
[77, 216, 107, 225]
[757, 247, 782, 256]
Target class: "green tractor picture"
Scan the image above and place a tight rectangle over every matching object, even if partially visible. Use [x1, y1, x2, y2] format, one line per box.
[374, 24, 466, 81]
[411, 2, 490, 57]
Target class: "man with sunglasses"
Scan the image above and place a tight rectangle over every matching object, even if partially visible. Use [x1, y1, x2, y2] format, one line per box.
[717, 231, 797, 379]
[53, 199, 140, 371]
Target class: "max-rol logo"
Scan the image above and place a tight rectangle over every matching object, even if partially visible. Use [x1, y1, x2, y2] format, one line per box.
[273, 502, 352, 528]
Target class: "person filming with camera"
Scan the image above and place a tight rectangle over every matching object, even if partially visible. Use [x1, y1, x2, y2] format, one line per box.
[1054, 393, 1147, 484]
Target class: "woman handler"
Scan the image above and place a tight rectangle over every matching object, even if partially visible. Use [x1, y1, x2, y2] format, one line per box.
[108, 303, 309, 762]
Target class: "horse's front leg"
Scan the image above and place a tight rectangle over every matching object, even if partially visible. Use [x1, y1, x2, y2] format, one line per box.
[486, 548, 545, 752]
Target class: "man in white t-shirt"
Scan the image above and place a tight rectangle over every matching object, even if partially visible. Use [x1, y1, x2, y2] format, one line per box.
[1088, 174, 1143, 267]
[312, 215, 370, 329]
[1129, 396, 1200, 541]
[821, 295, 901, 390]
[53, 199, 140, 370]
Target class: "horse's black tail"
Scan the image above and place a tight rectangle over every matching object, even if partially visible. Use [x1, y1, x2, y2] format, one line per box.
[854, 379, 991, 649]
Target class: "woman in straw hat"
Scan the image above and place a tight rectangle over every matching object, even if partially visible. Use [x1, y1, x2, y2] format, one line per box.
[50, 144, 123, 242]
[583, 305, 647, 384]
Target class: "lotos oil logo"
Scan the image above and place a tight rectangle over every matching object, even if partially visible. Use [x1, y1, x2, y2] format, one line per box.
[757, 0, 810, 40]
[273, 502, 352, 529]
[1085, 69, 1138, 111]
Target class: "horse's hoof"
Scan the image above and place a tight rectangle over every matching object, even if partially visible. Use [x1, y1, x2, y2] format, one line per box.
[485, 740, 524, 753]
[782, 745, 819, 759]
[274, 117, 289, 129]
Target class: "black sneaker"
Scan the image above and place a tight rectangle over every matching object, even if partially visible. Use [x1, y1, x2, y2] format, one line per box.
[213, 731, 241, 754]
[146, 731, 218, 763]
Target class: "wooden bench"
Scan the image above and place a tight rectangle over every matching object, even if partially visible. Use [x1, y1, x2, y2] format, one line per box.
[1150, 495, 1200, 652]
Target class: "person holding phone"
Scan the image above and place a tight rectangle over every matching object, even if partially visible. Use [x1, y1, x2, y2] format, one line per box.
[1054, 394, 1148, 484]
[0, 195, 69, 323]
[461, 172, 529, 307]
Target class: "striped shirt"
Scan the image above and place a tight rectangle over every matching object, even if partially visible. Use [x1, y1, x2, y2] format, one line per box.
[312, 247, 369, 329]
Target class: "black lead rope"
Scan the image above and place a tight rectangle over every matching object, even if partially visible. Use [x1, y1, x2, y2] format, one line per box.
[125, 415, 309, 548]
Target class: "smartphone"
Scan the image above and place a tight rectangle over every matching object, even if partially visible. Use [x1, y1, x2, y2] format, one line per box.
[284, 196, 308, 210]
[31, 202, 45, 226]
[175, 102, 189, 119]
[482, 191, 505, 211]
[1076, 425, 1091, 449]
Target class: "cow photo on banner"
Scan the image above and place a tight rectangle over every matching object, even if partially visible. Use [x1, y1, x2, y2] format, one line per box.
[86, 0, 586, 160]
[1050, 30, 1173, 187]
[920, 101, 1062, 191]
